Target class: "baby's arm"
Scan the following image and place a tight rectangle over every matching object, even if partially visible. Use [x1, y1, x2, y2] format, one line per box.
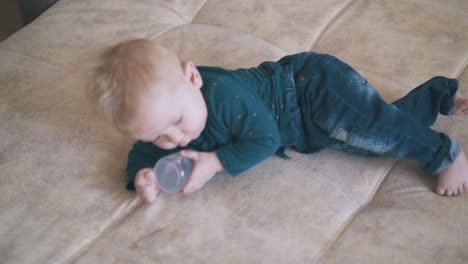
[211, 88, 282, 176]
[179, 114, 280, 195]
[176, 86, 281, 195]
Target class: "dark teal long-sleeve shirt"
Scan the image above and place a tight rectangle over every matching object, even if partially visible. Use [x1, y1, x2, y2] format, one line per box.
[126, 61, 300, 191]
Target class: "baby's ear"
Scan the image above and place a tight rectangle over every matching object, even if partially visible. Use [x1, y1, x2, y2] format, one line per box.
[183, 61, 203, 89]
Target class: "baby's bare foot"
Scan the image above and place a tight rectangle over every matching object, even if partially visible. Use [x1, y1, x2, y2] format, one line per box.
[453, 91, 468, 115]
[436, 150, 468, 196]
[135, 168, 159, 203]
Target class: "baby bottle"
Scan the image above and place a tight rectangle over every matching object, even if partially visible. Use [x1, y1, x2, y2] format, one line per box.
[154, 152, 194, 193]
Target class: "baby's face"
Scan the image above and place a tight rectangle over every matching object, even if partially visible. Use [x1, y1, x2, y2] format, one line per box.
[130, 63, 207, 150]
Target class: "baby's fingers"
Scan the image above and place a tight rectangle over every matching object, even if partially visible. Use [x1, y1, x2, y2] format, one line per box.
[181, 170, 207, 195]
[180, 149, 199, 161]
[181, 180, 201, 195]
[181, 172, 195, 195]
[144, 169, 162, 193]
[136, 168, 155, 187]
[135, 169, 160, 203]
[135, 173, 146, 188]
[140, 187, 158, 203]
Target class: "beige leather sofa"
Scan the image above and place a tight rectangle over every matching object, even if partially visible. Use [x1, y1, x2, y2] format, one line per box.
[1, 0, 467, 263]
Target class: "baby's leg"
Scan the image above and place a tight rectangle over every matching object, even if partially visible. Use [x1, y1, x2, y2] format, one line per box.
[389, 78, 467, 195]
[437, 150, 468, 196]
[391, 76, 459, 127]
[297, 56, 463, 196]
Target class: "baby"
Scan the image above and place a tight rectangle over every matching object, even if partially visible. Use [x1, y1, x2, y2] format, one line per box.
[92, 39, 468, 203]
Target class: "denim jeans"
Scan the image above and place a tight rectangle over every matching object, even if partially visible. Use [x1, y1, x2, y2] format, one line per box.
[285, 52, 460, 175]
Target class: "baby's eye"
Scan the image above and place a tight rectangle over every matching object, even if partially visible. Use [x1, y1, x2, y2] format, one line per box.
[175, 116, 183, 125]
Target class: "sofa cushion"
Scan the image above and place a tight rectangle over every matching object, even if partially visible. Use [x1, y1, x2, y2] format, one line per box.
[0, 0, 467, 263]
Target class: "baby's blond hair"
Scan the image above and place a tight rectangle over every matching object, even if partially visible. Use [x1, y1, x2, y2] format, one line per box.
[92, 39, 182, 133]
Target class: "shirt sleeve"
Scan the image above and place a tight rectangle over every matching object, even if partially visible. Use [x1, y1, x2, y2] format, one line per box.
[213, 89, 281, 176]
[126, 141, 181, 191]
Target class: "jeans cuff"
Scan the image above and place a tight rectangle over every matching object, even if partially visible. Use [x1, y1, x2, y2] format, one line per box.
[425, 140, 461, 175]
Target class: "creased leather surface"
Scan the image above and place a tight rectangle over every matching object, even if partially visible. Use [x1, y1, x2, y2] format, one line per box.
[193, 0, 352, 53]
[0, 51, 140, 263]
[0, 0, 467, 263]
[313, 0, 468, 85]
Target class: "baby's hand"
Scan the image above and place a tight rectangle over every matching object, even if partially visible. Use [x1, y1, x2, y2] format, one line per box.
[134, 168, 160, 203]
[180, 150, 224, 195]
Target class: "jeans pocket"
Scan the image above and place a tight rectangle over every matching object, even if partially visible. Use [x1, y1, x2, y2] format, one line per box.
[347, 128, 387, 154]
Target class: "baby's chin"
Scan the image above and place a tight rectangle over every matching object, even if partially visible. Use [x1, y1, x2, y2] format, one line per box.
[155, 142, 178, 150]
[179, 140, 190, 147]
[157, 138, 193, 150]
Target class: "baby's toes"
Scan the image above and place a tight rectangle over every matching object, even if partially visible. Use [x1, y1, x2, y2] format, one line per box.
[462, 101, 468, 112]
[462, 182, 468, 194]
[436, 186, 446, 196]
[460, 103, 468, 112]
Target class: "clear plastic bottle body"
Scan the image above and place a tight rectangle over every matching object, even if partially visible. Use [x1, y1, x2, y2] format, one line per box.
[154, 152, 193, 193]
